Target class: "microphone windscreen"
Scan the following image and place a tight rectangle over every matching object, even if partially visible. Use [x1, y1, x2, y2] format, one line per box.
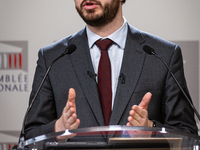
[67, 44, 76, 54]
[143, 45, 154, 55]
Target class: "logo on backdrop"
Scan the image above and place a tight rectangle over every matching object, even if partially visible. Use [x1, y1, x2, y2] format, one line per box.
[0, 41, 29, 92]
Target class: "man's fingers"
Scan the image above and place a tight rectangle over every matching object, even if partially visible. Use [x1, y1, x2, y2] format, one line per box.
[64, 88, 76, 113]
[127, 115, 140, 126]
[138, 92, 152, 110]
[127, 93, 152, 127]
[68, 88, 76, 103]
[70, 118, 80, 129]
[55, 88, 79, 138]
[63, 111, 80, 129]
[64, 107, 75, 120]
[65, 113, 77, 125]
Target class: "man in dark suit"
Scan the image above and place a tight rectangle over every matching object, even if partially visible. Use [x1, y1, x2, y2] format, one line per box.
[24, 0, 198, 141]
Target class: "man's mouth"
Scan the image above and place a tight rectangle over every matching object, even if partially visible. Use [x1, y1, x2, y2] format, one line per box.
[83, 1, 97, 7]
[82, 1, 99, 10]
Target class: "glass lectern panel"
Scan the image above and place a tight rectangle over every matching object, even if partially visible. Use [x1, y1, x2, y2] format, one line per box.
[18, 125, 200, 150]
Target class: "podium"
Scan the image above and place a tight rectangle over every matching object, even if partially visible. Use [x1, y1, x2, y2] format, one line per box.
[18, 126, 200, 150]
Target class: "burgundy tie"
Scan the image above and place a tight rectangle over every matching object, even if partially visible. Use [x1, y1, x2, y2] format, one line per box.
[95, 39, 113, 126]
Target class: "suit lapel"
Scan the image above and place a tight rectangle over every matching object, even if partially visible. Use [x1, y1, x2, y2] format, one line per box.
[110, 25, 146, 125]
[69, 29, 105, 126]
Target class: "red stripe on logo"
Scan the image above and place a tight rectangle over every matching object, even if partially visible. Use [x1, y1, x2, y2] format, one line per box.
[9, 54, 12, 68]
[19, 53, 22, 69]
[14, 54, 17, 68]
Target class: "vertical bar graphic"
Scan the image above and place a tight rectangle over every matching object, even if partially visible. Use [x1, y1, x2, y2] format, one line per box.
[0, 41, 27, 71]
[14, 54, 17, 68]
[19, 53, 22, 69]
[4, 53, 7, 69]
[9, 54, 12, 69]
[0, 53, 23, 70]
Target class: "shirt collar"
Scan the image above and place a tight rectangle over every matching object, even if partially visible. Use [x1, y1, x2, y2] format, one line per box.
[86, 17, 128, 49]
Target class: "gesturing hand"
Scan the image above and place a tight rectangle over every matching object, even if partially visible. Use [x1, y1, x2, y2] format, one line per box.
[126, 92, 153, 127]
[55, 88, 80, 141]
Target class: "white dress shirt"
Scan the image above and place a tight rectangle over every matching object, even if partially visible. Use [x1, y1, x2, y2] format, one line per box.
[86, 18, 128, 108]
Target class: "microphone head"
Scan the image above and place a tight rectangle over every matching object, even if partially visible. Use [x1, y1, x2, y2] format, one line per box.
[65, 44, 76, 54]
[143, 45, 154, 55]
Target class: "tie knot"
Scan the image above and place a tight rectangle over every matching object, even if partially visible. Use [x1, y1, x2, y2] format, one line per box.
[95, 39, 113, 51]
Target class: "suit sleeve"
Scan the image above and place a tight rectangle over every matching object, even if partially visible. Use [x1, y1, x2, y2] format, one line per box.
[155, 45, 198, 134]
[24, 48, 57, 140]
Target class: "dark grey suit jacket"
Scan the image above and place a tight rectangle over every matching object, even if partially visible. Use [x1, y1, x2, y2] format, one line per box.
[24, 24, 198, 140]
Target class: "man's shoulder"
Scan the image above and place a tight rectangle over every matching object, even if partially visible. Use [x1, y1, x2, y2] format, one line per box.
[127, 24, 176, 48]
[127, 23, 180, 58]
[36, 28, 86, 64]
[42, 28, 86, 52]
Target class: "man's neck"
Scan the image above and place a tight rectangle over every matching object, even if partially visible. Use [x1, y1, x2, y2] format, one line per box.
[87, 9, 124, 37]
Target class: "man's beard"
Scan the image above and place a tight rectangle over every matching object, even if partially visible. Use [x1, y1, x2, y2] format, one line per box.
[76, 0, 120, 27]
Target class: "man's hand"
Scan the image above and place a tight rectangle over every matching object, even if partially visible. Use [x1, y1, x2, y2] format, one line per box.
[55, 88, 80, 141]
[126, 92, 153, 127]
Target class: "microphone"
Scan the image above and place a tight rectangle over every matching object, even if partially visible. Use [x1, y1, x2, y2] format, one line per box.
[87, 71, 97, 81]
[19, 44, 76, 142]
[119, 73, 126, 84]
[143, 45, 200, 121]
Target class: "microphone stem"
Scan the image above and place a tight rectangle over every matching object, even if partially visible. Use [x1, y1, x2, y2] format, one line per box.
[21, 52, 68, 137]
[152, 52, 200, 121]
